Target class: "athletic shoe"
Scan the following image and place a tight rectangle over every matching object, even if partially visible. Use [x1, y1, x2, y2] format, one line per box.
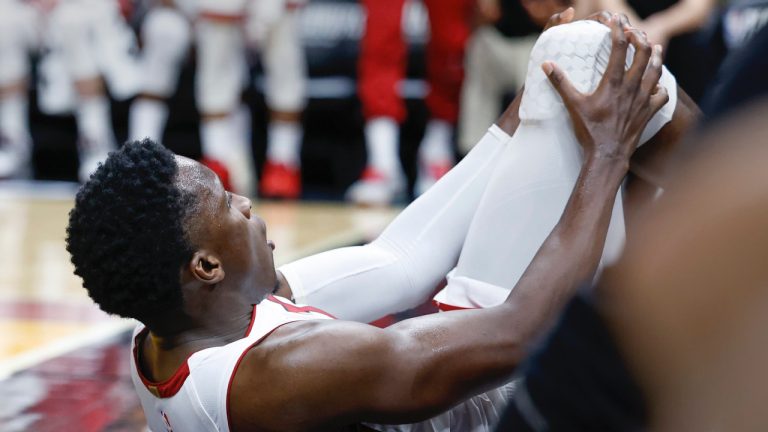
[345, 166, 406, 206]
[414, 160, 453, 197]
[201, 158, 234, 192]
[0, 136, 31, 179]
[260, 161, 301, 200]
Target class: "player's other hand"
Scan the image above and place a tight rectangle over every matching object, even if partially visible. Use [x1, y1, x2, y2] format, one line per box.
[542, 14, 669, 163]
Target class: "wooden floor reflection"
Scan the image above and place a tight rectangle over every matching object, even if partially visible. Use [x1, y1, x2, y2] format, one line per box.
[0, 187, 398, 431]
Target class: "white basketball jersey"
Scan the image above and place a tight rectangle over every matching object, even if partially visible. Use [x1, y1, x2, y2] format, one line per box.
[131, 295, 514, 432]
[130, 295, 334, 432]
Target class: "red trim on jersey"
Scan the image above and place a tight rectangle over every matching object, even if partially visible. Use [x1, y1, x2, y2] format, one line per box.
[198, 11, 245, 23]
[132, 328, 192, 399]
[245, 304, 258, 336]
[225, 322, 301, 432]
[285, 1, 305, 10]
[134, 305, 258, 399]
[432, 300, 475, 312]
[267, 295, 337, 319]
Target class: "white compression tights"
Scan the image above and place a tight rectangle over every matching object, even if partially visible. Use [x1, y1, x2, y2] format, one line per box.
[280, 125, 512, 322]
[281, 21, 678, 322]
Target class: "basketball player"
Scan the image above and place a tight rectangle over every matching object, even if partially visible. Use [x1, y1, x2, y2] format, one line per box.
[67, 15, 670, 431]
[128, 0, 307, 198]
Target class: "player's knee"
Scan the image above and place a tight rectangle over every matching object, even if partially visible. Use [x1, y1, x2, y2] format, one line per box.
[142, 8, 191, 60]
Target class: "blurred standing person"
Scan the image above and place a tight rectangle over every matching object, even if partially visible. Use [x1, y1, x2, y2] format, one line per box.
[42, 0, 140, 182]
[350, 0, 475, 204]
[0, 0, 139, 182]
[129, 0, 307, 199]
[458, 0, 571, 155]
[0, 0, 39, 178]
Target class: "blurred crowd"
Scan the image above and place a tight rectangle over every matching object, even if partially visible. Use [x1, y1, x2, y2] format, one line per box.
[0, 0, 766, 204]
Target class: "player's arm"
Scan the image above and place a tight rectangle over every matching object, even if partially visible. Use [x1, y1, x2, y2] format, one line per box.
[629, 86, 700, 188]
[232, 18, 668, 431]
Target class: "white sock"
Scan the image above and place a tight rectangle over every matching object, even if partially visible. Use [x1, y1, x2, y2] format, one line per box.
[76, 96, 116, 155]
[266, 120, 302, 167]
[0, 94, 31, 154]
[128, 98, 168, 142]
[200, 116, 256, 196]
[419, 119, 454, 164]
[0, 94, 32, 177]
[364, 117, 400, 177]
[280, 126, 511, 322]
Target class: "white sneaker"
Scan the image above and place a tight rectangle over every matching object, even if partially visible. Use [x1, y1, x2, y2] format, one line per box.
[346, 166, 406, 206]
[0, 138, 32, 179]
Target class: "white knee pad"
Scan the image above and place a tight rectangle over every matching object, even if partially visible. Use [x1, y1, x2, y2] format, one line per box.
[434, 21, 678, 309]
[261, 10, 307, 112]
[0, 0, 39, 86]
[195, 20, 247, 114]
[139, 7, 191, 97]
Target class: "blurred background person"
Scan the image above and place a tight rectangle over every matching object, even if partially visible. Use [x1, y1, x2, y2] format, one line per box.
[458, 0, 571, 155]
[39, 0, 140, 182]
[0, 0, 39, 179]
[348, 0, 475, 205]
[129, 0, 308, 199]
[579, 0, 718, 101]
[1, 0, 139, 183]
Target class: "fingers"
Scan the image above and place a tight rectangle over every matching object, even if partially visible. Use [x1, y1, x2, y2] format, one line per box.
[601, 14, 630, 88]
[586, 10, 612, 26]
[543, 7, 575, 30]
[640, 45, 664, 95]
[543, 61, 581, 108]
[648, 85, 670, 116]
[624, 29, 653, 88]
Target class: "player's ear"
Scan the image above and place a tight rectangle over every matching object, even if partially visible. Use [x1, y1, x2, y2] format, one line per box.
[189, 250, 225, 285]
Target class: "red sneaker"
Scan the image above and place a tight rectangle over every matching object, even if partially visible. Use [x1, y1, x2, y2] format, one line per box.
[201, 158, 233, 192]
[260, 161, 301, 199]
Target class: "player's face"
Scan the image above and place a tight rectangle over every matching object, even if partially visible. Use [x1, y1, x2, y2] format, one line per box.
[176, 157, 277, 292]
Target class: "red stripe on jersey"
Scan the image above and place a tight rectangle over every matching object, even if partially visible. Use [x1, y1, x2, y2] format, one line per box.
[267, 295, 337, 319]
[198, 11, 245, 23]
[134, 305, 258, 398]
[132, 328, 192, 399]
[432, 300, 475, 312]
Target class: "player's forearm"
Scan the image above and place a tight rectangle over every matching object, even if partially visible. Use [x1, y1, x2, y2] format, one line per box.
[644, 0, 715, 38]
[499, 154, 628, 347]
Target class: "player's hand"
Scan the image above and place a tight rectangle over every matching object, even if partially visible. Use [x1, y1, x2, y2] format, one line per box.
[542, 14, 669, 162]
[542, 8, 623, 31]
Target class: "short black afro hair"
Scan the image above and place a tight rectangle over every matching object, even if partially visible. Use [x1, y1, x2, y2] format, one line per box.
[66, 139, 194, 324]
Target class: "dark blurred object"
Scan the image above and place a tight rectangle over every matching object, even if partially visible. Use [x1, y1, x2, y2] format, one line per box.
[700, 1, 768, 120]
[497, 294, 646, 432]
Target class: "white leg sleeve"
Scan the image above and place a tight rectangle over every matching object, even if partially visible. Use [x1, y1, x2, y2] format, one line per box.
[195, 19, 247, 115]
[280, 125, 511, 322]
[260, 9, 307, 113]
[434, 21, 678, 309]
